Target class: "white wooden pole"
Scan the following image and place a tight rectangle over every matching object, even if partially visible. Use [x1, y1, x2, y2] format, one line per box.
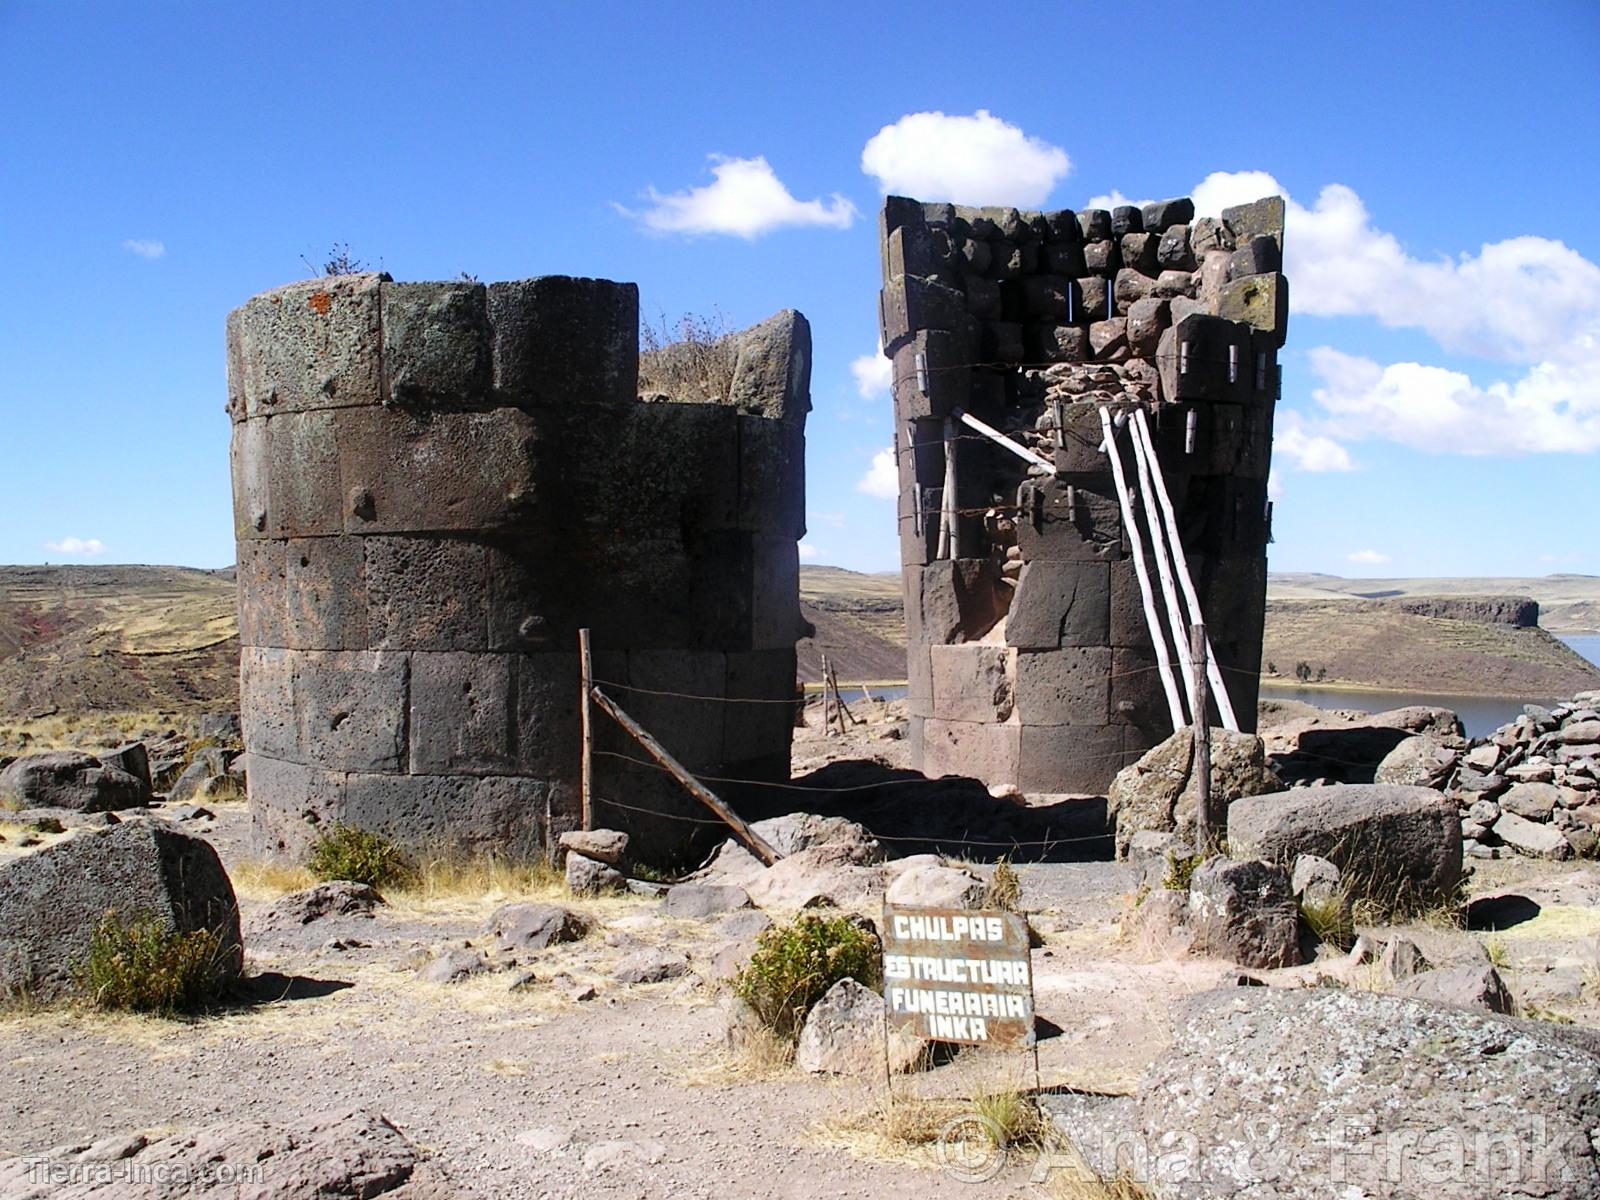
[937, 417, 958, 559]
[954, 408, 1054, 471]
[1126, 415, 1197, 722]
[1098, 406, 1185, 731]
[1130, 409, 1241, 732]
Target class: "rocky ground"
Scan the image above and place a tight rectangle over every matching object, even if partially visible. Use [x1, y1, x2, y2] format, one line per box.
[2, 704, 1600, 1197]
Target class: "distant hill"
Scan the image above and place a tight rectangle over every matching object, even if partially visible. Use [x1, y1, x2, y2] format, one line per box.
[0, 563, 1595, 718]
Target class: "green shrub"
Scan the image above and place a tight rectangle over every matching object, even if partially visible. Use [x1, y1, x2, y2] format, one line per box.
[733, 914, 881, 1041]
[77, 910, 233, 1016]
[307, 823, 412, 888]
[1298, 890, 1355, 950]
[983, 857, 1022, 912]
[1162, 851, 1203, 890]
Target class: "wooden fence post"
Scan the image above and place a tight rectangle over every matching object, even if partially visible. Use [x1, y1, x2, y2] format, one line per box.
[579, 627, 594, 833]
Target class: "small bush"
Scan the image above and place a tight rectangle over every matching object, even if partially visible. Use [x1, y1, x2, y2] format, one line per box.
[77, 910, 233, 1016]
[638, 311, 739, 401]
[1162, 851, 1202, 890]
[1298, 890, 1355, 950]
[733, 914, 881, 1041]
[307, 823, 412, 888]
[984, 857, 1022, 911]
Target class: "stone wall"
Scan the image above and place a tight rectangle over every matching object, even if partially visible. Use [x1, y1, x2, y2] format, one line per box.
[880, 195, 1287, 795]
[229, 274, 809, 862]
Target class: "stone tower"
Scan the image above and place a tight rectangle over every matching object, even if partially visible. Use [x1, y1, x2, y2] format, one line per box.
[228, 274, 809, 862]
[879, 195, 1286, 795]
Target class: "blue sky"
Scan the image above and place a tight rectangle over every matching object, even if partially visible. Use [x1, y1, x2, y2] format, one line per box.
[2, 1, 1597, 578]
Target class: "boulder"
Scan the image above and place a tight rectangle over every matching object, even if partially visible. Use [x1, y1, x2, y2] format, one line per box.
[1227, 784, 1462, 912]
[1107, 728, 1280, 858]
[1373, 735, 1458, 789]
[795, 978, 928, 1075]
[483, 902, 590, 951]
[1263, 716, 1421, 785]
[0, 750, 148, 812]
[1186, 858, 1301, 969]
[253, 881, 383, 928]
[884, 863, 986, 909]
[1124, 988, 1600, 1199]
[96, 742, 152, 792]
[559, 828, 628, 866]
[749, 813, 883, 860]
[1396, 963, 1515, 1014]
[0, 820, 242, 1000]
[743, 841, 887, 911]
[1289, 853, 1342, 906]
[613, 948, 689, 984]
[417, 946, 487, 983]
[0, 1108, 434, 1198]
[661, 883, 751, 920]
[566, 852, 625, 896]
[1377, 936, 1429, 981]
[1492, 811, 1573, 859]
[197, 712, 244, 744]
[1500, 782, 1561, 820]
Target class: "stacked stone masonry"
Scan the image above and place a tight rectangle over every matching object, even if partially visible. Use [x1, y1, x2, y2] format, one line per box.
[229, 274, 810, 861]
[880, 195, 1287, 795]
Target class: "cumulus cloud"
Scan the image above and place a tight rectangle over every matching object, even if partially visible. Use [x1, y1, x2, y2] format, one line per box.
[851, 342, 892, 400]
[861, 110, 1071, 207]
[1185, 169, 1600, 460]
[122, 239, 165, 260]
[1347, 549, 1391, 565]
[619, 155, 857, 239]
[856, 447, 898, 499]
[1275, 414, 1354, 472]
[798, 542, 821, 562]
[45, 537, 105, 556]
[1083, 189, 1150, 212]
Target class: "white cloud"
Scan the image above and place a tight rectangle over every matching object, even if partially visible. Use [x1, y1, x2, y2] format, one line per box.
[1267, 469, 1284, 501]
[45, 537, 106, 556]
[122, 239, 165, 260]
[856, 446, 898, 499]
[861, 110, 1071, 207]
[1083, 189, 1150, 212]
[1275, 414, 1354, 472]
[798, 542, 821, 562]
[1347, 549, 1391, 565]
[619, 155, 857, 239]
[851, 341, 892, 400]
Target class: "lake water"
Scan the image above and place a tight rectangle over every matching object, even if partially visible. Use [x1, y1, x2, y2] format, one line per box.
[833, 634, 1600, 741]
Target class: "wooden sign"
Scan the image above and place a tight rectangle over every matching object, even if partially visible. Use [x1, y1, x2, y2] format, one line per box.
[881, 905, 1035, 1048]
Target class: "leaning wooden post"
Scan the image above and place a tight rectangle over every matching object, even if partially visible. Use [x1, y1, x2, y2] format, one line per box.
[820, 652, 834, 737]
[1191, 622, 1213, 853]
[579, 627, 594, 833]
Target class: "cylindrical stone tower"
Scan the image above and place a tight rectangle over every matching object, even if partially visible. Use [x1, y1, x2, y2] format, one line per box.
[228, 273, 810, 863]
[879, 195, 1286, 796]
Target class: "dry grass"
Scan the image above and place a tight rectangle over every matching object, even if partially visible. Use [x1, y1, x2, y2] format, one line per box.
[230, 859, 317, 901]
[638, 312, 739, 401]
[680, 1024, 795, 1086]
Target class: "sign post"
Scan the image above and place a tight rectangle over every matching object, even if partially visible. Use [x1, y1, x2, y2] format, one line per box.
[881, 904, 1036, 1049]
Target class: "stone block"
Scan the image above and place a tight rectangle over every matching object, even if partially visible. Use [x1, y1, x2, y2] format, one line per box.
[408, 651, 515, 776]
[236, 539, 288, 648]
[901, 566, 924, 646]
[1126, 297, 1171, 356]
[725, 649, 797, 764]
[228, 274, 384, 420]
[1077, 210, 1111, 242]
[752, 536, 806, 650]
[229, 418, 272, 539]
[1113, 269, 1154, 313]
[1016, 475, 1123, 563]
[601, 401, 739, 535]
[1031, 322, 1089, 364]
[1017, 723, 1127, 795]
[365, 535, 490, 651]
[1229, 234, 1281, 277]
[1022, 276, 1071, 320]
[1153, 269, 1197, 300]
[1052, 403, 1112, 474]
[336, 406, 541, 535]
[1110, 206, 1143, 236]
[285, 535, 368, 651]
[1156, 226, 1196, 272]
[879, 276, 972, 355]
[1007, 561, 1110, 650]
[929, 644, 1015, 723]
[266, 411, 344, 538]
[982, 320, 1024, 362]
[685, 529, 756, 650]
[240, 646, 299, 762]
[1014, 647, 1112, 724]
[515, 651, 584, 778]
[576, 535, 694, 650]
[1120, 232, 1158, 275]
[959, 236, 992, 274]
[898, 484, 940, 566]
[625, 649, 727, 770]
[1221, 196, 1286, 252]
[921, 558, 1006, 643]
[906, 641, 933, 719]
[885, 222, 957, 281]
[737, 415, 805, 538]
[964, 275, 1002, 319]
[1089, 318, 1128, 361]
[1044, 209, 1080, 243]
[1111, 646, 1173, 736]
[340, 772, 548, 859]
[1217, 273, 1289, 346]
[380, 281, 491, 409]
[1140, 198, 1195, 232]
[291, 649, 410, 773]
[1083, 240, 1119, 276]
[1077, 277, 1110, 325]
[985, 240, 1023, 280]
[891, 329, 970, 421]
[488, 276, 639, 408]
[921, 718, 1019, 785]
[1109, 558, 1156, 650]
[1045, 243, 1087, 276]
[728, 309, 812, 422]
[1156, 314, 1250, 404]
[1190, 217, 1234, 257]
[246, 753, 347, 857]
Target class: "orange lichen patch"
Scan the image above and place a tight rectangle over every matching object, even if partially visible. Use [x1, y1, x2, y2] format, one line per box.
[307, 291, 332, 315]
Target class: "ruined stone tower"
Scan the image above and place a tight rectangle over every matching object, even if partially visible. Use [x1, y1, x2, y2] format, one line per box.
[879, 195, 1286, 795]
[229, 274, 809, 861]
